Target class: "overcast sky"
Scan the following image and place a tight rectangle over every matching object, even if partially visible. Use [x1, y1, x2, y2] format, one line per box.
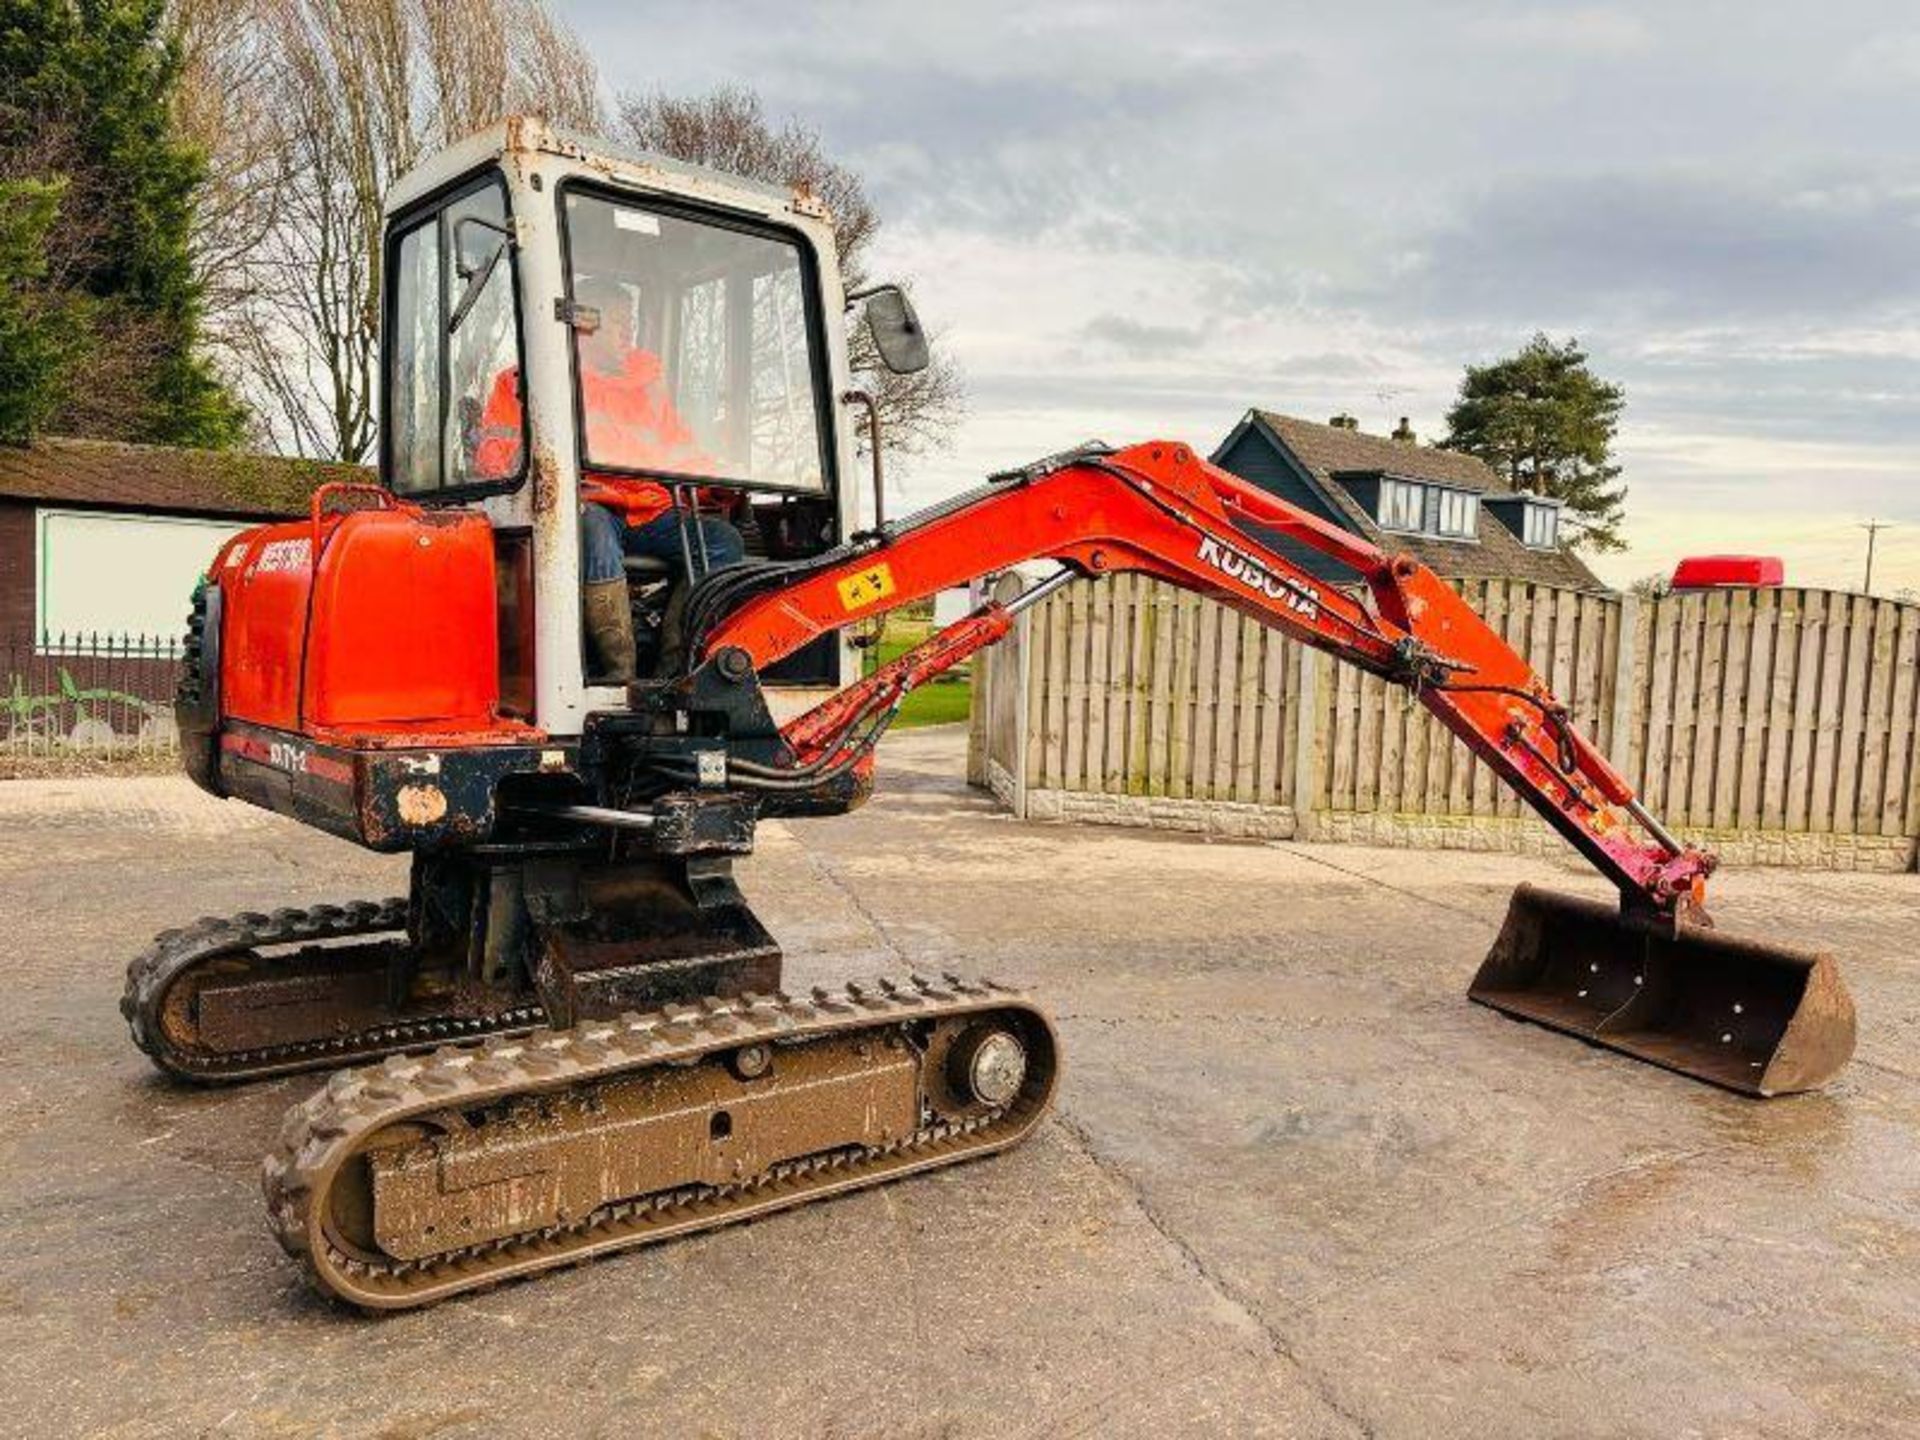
[558, 1, 1920, 593]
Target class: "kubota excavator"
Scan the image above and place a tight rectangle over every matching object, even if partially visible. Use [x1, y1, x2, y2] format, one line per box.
[123, 119, 1855, 1311]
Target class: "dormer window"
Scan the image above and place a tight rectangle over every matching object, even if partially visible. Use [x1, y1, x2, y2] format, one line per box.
[1483, 494, 1562, 549]
[1522, 500, 1558, 549]
[1378, 478, 1425, 532]
[1370, 475, 1478, 540]
[1434, 487, 1477, 539]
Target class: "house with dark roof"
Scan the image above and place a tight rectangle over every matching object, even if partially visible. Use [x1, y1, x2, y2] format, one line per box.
[1212, 411, 1605, 592]
[0, 436, 369, 646]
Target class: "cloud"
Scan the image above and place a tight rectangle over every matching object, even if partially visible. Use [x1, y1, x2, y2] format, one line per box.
[1841, 31, 1920, 88]
[1078, 314, 1208, 357]
[1623, 342, 1920, 449]
[557, 0, 1920, 593]
[1381, 170, 1920, 328]
[1470, 6, 1653, 56]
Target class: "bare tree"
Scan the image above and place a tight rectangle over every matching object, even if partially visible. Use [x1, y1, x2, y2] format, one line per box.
[190, 0, 601, 460]
[227, 25, 381, 460]
[169, 0, 289, 348]
[615, 86, 964, 462]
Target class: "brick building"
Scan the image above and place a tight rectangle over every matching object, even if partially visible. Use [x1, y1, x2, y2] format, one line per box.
[0, 437, 367, 646]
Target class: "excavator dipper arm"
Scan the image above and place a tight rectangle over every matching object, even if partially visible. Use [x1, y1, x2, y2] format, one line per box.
[700, 440, 1706, 915]
[694, 440, 1853, 1098]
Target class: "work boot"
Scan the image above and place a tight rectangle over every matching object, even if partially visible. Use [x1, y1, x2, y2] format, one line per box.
[653, 585, 691, 678]
[583, 578, 637, 684]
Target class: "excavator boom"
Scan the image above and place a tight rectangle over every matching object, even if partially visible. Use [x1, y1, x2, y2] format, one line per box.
[703, 441, 1693, 905]
[688, 440, 1853, 1096]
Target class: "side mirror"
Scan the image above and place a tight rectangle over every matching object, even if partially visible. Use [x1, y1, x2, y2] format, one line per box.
[854, 285, 930, 375]
[449, 215, 512, 335]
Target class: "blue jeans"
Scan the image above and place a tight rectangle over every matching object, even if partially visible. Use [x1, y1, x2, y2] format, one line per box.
[580, 503, 746, 584]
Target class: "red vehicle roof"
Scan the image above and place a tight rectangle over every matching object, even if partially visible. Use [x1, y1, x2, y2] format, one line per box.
[1670, 555, 1785, 590]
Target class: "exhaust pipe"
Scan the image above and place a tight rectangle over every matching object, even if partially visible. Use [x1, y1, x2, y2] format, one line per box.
[1469, 884, 1855, 1096]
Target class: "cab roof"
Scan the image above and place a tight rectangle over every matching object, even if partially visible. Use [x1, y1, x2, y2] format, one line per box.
[384, 115, 805, 221]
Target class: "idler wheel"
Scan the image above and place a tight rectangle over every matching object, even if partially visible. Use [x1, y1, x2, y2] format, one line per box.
[947, 1025, 1028, 1107]
[729, 1042, 773, 1080]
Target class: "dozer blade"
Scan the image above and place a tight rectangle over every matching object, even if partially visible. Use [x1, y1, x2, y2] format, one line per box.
[1468, 883, 1855, 1096]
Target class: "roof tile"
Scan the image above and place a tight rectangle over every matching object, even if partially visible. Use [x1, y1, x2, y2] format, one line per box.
[1249, 412, 1607, 591]
[0, 436, 371, 518]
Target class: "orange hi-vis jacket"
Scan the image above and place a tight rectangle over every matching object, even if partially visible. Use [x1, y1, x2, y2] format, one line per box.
[475, 353, 729, 529]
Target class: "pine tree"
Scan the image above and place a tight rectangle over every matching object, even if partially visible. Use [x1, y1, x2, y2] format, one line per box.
[0, 176, 75, 441]
[1442, 334, 1627, 554]
[0, 0, 244, 446]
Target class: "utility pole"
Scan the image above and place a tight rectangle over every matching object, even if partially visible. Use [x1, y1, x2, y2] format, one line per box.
[1860, 519, 1892, 595]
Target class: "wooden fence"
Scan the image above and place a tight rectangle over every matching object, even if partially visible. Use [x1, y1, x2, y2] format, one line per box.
[971, 577, 1920, 871]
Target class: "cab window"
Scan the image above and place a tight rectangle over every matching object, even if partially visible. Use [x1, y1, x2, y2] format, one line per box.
[386, 176, 524, 495]
[561, 188, 830, 494]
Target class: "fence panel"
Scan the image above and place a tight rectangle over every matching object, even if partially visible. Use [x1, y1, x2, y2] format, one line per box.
[1882, 606, 1920, 836]
[973, 577, 1920, 867]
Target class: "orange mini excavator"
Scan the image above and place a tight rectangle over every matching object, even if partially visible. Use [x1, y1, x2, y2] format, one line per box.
[124, 119, 1855, 1310]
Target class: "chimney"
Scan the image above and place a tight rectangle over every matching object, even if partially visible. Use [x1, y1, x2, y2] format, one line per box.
[1392, 416, 1415, 444]
[1328, 413, 1359, 430]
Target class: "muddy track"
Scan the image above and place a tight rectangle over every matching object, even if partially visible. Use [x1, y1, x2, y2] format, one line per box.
[265, 975, 1060, 1310]
[122, 899, 544, 1082]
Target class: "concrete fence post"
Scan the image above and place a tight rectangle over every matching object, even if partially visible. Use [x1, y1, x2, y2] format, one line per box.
[1010, 580, 1033, 821]
[1608, 593, 1641, 778]
[1290, 643, 1321, 840]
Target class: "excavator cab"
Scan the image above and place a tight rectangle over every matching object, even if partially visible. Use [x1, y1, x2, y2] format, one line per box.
[172, 117, 927, 848]
[375, 116, 908, 716]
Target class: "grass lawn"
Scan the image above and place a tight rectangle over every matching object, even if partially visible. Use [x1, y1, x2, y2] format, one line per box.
[865, 618, 973, 729]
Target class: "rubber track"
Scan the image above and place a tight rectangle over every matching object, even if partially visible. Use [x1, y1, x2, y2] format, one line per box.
[265, 974, 1059, 1310]
[121, 899, 544, 1083]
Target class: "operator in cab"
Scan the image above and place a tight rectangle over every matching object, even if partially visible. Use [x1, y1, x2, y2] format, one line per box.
[475, 271, 746, 684]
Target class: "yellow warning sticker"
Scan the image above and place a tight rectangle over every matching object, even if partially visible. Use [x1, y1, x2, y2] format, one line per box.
[836, 562, 898, 613]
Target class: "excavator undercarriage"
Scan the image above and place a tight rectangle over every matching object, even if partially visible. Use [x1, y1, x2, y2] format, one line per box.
[266, 977, 1056, 1309]
[126, 841, 1058, 1309]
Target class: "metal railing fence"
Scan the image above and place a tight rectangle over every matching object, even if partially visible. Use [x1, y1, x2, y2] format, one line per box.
[2, 630, 186, 756]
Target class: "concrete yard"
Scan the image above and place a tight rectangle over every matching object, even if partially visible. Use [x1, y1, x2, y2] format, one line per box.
[1, 727, 1916, 1438]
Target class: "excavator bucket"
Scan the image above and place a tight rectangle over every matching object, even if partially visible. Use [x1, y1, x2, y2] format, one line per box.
[1468, 884, 1855, 1096]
